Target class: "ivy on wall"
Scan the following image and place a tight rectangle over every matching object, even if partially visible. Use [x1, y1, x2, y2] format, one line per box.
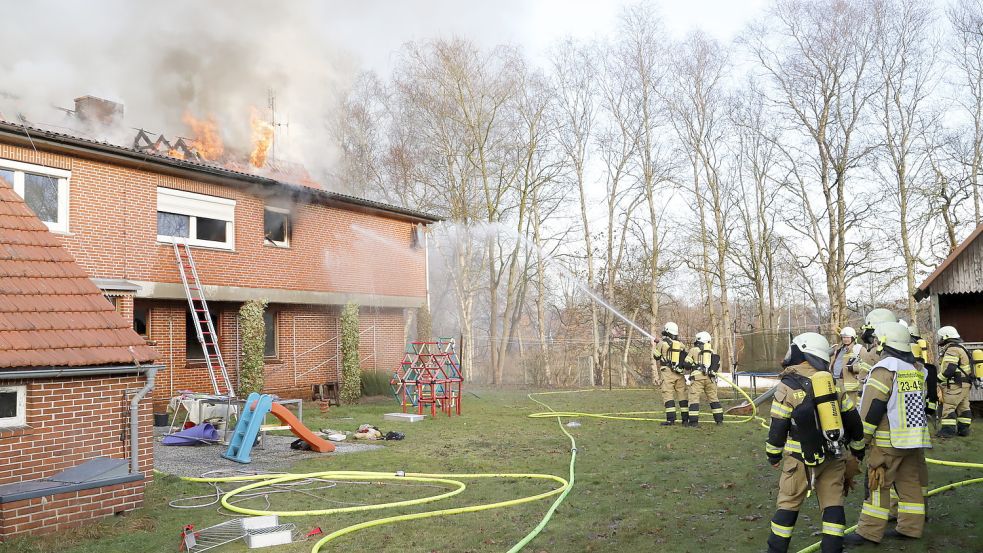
[340, 302, 362, 404]
[238, 299, 268, 396]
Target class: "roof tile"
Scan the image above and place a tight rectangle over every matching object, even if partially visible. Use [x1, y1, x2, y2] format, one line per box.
[0, 181, 158, 369]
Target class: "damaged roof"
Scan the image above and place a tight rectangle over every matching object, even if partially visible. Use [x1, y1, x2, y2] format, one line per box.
[0, 181, 159, 369]
[0, 120, 441, 224]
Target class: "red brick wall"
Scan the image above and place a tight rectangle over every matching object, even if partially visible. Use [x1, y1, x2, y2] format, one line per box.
[0, 480, 144, 539]
[0, 375, 153, 486]
[146, 301, 408, 405]
[0, 142, 428, 300]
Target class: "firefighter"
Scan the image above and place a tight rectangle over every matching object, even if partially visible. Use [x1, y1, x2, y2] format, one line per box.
[684, 331, 723, 427]
[908, 325, 939, 421]
[653, 322, 688, 426]
[856, 308, 898, 381]
[765, 332, 866, 553]
[936, 325, 973, 437]
[830, 327, 862, 404]
[844, 321, 931, 546]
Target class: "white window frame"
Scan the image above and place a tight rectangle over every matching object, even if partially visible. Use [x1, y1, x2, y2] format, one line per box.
[263, 206, 291, 248]
[0, 158, 71, 233]
[0, 385, 27, 428]
[156, 187, 236, 250]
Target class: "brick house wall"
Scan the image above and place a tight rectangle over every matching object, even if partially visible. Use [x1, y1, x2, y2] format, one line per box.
[0, 375, 153, 539]
[0, 139, 431, 402]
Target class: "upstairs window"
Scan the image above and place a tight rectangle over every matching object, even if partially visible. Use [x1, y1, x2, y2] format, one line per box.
[263, 206, 290, 247]
[157, 187, 235, 250]
[0, 159, 71, 233]
[0, 385, 27, 428]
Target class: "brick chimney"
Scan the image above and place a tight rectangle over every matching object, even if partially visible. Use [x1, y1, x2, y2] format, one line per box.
[74, 95, 123, 126]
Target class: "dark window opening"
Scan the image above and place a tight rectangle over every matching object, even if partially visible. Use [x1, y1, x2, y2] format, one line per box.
[264, 208, 290, 245]
[264, 309, 277, 357]
[134, 304, 149, 336]
[157, 211, 190, 238]
[24, 173, 59, 223]
[196, 216, 227, 243]
[0, 392, 17, 418]
[186, 309, 220, 361]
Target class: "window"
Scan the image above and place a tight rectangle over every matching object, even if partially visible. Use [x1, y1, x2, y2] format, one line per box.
[0, 385, 27, 428]
[134, 303, 150, 337]
[0, 159, 71, 233]
[264, 309, 277, 357]
[156, 187, 235, 250]
[186, 309, 220, 361]
[263, 206, 290, 247]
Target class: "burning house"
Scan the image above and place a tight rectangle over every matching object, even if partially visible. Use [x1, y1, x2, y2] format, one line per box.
[0, 97, 438, 409]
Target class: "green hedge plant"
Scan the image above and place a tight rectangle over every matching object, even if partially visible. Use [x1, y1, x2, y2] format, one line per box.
[340, 303, 362, 404]
[238, 299, 268, 396]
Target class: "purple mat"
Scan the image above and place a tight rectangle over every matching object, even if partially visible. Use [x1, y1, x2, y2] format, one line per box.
[161, 423, 220, 446]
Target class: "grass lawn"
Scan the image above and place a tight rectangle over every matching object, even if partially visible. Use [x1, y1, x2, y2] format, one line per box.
[2, 387, 981, 552]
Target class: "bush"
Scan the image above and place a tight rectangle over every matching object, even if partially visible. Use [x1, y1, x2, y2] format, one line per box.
[238, 299, 268, 396]
[361, 370, 393, 397]
[417, 304, 432, 342]
[340, 303, 361, 404]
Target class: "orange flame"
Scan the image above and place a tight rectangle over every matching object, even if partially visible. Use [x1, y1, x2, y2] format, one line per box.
[167, 148, 185, 160]
[182, 111, 225, 161]
[249, 107, 274, 167]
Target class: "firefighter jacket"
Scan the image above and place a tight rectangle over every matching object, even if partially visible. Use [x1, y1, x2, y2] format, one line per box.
[830, 342, 863, 392]
[765, 362, 865, 466]
[938, 343, 972, 387]
[684, 345, 720, 380]
[654, 338, 686, 373]
[860, 357, 931, 451]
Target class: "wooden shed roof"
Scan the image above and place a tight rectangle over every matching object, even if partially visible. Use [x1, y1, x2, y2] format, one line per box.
[915, 222, 983, 301]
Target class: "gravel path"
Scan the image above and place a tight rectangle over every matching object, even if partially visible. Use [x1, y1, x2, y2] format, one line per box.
[153, 429, 383, 478]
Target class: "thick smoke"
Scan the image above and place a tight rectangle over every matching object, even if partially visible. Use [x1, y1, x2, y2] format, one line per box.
[0, 0, 355, 184]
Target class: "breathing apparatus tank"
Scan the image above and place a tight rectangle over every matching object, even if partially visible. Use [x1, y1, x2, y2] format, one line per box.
[973, 349, 983, 379]
[916, 338, 929, 364]
[809, 370, 845, 458]
[667, 340, 685, 369]
[911, 342, 924, 365]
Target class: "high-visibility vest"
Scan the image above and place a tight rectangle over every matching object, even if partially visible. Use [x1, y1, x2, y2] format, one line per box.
[866, 357, 931, 449]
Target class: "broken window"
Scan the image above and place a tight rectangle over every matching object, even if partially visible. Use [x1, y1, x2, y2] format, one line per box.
[156, 188, 235, 249]
[264, 207, 290, 247]
[134, 303, 150, 336]
[1, 159, 70, 232]
[264, 309, 277, 357]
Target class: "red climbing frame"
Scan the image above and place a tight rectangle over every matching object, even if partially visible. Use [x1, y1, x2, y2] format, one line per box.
[395, 340, 463, 417]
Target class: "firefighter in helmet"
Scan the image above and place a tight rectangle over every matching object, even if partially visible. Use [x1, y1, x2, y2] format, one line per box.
[856, 308, 897, 381]
[765, 332, 866, 553]
[683, 331, 723, 426]
[908, 325, 939, 421]
[844, 321, 931, 545]
[936, 325, 973, 437]
[653, 322, 688, 426]
[830, 327, 863, 404]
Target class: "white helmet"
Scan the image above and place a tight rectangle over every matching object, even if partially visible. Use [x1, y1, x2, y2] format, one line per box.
[840, 326, 857, 339]
[663, 322, 679, 337]
[875, 321, 912, 353]
[791, 332, 831, 363]
[695, 331, 711, 345]
[898, 319, 909, 328]
[864, 308, 897, 328]
[937, 325, 961, 343]
[907, 324, 920, 339]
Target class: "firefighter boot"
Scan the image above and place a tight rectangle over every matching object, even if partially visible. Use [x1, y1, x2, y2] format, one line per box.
[820, 506, 845, 553]
[688, 403, 700, 427]
[767, 509, 798, 553]
[957, 410, 972, 437]
[937, 414, 957, 437]
[710, 401, 724, 425]
[661, 401, 676, 426]
[680, 400, 689, 424]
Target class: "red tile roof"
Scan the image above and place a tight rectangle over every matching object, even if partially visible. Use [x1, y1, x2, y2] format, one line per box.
[0, 182, 158, 369]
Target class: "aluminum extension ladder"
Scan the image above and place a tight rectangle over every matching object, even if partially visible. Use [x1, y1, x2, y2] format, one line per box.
[173, 240, 235, 397]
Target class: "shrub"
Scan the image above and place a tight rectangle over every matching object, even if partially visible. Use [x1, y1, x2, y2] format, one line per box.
[340, 303, 362, 404]
[361, 370, 392, 397]
[238, 299, 268, 396]
[417, 304, 432, 342]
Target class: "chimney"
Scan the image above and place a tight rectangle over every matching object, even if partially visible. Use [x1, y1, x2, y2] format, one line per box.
[74, 95, 123, 126]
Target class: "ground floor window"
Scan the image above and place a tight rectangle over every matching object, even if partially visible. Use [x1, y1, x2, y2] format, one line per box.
[133, 302, 150, 337]
[0, 385, 27, 428]
[186, 309, 220, 361]
[264, 309, 277, 357]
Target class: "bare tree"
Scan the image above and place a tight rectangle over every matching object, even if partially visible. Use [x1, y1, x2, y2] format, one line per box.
[948, 0, 983, 223]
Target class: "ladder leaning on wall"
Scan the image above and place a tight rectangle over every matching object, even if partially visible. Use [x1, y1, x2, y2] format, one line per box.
[173, 240, 235, 397]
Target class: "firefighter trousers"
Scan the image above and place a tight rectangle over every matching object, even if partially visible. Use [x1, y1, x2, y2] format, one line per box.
[768, 456, 846, 553]
[940, 383, 972, 436]
[659, 368, 688, 423]
[857, 446, 926, 542]
[687, 374, 722, 424]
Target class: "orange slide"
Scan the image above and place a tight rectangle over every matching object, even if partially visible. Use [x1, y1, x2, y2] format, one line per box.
[268, 403, 336, 453]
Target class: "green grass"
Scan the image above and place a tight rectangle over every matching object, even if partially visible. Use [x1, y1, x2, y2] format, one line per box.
[2, 389, 981, 552]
